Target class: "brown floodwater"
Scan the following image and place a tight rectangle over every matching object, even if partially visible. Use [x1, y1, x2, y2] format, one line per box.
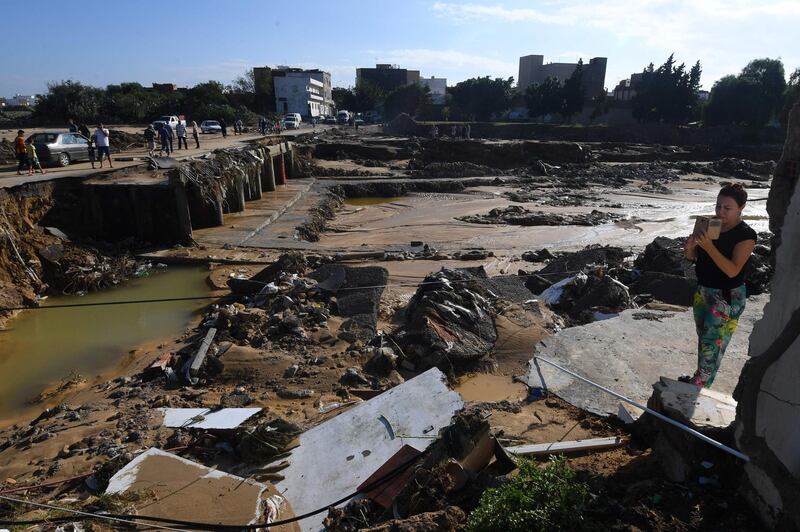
[0, 267, 214, 417]
[455, 373, 528, 402]
[344, 196, 405, 206]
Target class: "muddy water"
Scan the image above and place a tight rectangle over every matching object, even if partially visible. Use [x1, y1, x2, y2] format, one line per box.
[455, 373, 528, 402]
[344, 196, 405, 206]
[320, 184, 770, 253]
[0, 267, 213, 416]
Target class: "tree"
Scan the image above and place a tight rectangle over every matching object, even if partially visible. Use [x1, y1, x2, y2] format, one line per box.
[741, 58, 786, 122]
[449, 76, 514, 121]
[524, 77, 562, 119]
[781, 67, 800, 127]
[35, 80, 105, 123]
[383, 83, 431, 120]
[561, 59, 585, 122]
[229, 69, 255, 94]
[353, 81, 385, 112]
[332, 87, 357, 111]
[632, 54, 702, 124]
[589, 90, 610, 123]
[705, 58, 787, 126]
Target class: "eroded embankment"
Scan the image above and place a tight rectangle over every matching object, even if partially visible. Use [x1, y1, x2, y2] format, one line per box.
[0, 181, 137, 326]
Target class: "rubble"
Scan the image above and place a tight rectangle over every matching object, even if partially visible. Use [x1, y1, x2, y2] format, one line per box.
[457, 205, 623, 226]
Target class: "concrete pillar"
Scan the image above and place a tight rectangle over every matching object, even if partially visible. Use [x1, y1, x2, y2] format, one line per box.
[263, 153, 276, 192]
[274, 153, 286, 185]
[248, 162, 263, 200]
[169, 173, 193, 243]
[284, 141, 294, 178]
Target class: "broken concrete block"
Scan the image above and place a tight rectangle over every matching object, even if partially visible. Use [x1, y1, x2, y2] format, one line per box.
[106, 448, 281, 526]
[277, 368, 463, 532]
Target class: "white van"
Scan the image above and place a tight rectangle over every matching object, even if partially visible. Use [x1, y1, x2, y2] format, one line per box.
[336, 110, 350, 124]
[284, 113, 302, 124]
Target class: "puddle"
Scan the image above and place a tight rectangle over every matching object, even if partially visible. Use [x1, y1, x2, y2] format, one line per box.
[455, 373, 528, 402]
[0, 267, 214, 417]
[344, 196, 405, 206]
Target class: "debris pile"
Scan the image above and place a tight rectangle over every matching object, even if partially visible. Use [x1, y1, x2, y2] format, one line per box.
[458, 205, 623, 226]
[395, 267, 499, 372]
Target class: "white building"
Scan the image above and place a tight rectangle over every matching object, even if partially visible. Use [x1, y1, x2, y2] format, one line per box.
[7, 94, 37, 107]
[273, 70, 333, 118]
[420, 77, 447, 105]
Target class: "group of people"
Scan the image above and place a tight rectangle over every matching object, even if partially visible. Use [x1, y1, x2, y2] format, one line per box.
[13, 130, 46, 176]
[144, 120, 200, 157]
[68, 119, 113, 168]
[429, 123, 471, 139]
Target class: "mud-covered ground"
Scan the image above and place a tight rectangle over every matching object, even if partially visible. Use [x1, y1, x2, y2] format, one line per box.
[0, 128, 775, 530]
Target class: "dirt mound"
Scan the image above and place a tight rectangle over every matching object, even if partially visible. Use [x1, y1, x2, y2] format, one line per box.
[384, 113, 418, 135]
[109, 129, 146, 151]
[408, 160, 502, 178]
[712, 157, 775, 182]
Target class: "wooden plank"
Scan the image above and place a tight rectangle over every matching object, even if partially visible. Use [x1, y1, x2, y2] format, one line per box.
[506, 437, 625, 456]
[188, 328, 217, 378]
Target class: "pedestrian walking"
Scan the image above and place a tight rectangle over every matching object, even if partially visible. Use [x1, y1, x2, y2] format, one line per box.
[68, 118, 79, 133]
[191, 120, 200, 149]
[94, 124, 113, 168]
[158, 123, 172, 156]
[25, 141, 46, 175]
[258, 116, 266, 135]
[465, 124, 471, 139]
[14, 130, 27, 175]
[219, 118, 228, 138]
[683, 183, 756, 388]
[163, 123, 175, 153]
[87, 137, 97, 169]
[235, 118, 243, 135]
[144, 125, 156, 157]
[176, 121, 188, 150]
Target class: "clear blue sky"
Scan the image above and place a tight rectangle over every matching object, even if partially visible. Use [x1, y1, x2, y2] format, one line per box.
[3, 0, 798, 97]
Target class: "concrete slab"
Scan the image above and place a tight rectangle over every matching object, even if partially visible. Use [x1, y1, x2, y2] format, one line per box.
[192, 179, 315, 247]
[106, 448, 273, 527]
[652, 377, 737, 429]
[161, 407, 261, 429]
[526, 295, 768, 417]
[276, 367, 464, 532]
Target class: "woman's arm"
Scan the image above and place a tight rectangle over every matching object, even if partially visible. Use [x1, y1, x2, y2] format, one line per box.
[696, 234, 756, 278]
[684, 234, 699, 260]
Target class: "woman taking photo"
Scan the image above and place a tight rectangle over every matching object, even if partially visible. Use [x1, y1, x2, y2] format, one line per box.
[684, 183, 756, 388]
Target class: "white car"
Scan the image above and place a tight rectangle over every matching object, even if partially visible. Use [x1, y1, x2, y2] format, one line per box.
[282, 116, 300, 130]
[200, 120, 222, 134]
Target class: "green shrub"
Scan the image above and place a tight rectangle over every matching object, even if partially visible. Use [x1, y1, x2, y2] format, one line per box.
[466, 456, 589, 532]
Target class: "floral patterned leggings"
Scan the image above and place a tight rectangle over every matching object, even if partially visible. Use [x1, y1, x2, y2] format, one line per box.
[691, 285, 747, 387]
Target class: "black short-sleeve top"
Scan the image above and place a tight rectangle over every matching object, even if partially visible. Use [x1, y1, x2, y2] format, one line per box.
[696, 220, 757, 289]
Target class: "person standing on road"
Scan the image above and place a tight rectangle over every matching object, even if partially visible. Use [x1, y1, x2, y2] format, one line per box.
[14, 130, 28, 175]
[683, 183, 756, 388]
[158, 123, 172, 156]
[25, 141, 46, 175]
[235, 118, 243, 135]
[87, 136, 97, 169]
[465, 123, 471, 139]
[68, 118, 79, 133]
[94, 124, 113, 168]
[163, 123, 175, 153]
[176, 121, 188, 150]
[219, 118, 228, 138]
[191, 120, 200, 149]
[144, 125, 156, 157]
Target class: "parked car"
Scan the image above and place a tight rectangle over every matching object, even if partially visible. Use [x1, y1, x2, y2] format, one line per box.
[324, 115, 337, 125]
[336, 110, 351, 124]
[200, 120, 222, 134]
[282, 116, 301, 130]
[27, 132, 92, 167]
[152, 115, 185, 131]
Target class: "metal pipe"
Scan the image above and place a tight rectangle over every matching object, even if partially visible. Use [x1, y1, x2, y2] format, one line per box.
[533, 355, 750, 462]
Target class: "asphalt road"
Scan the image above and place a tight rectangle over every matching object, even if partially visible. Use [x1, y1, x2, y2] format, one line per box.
[0, 124, 327, 189]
